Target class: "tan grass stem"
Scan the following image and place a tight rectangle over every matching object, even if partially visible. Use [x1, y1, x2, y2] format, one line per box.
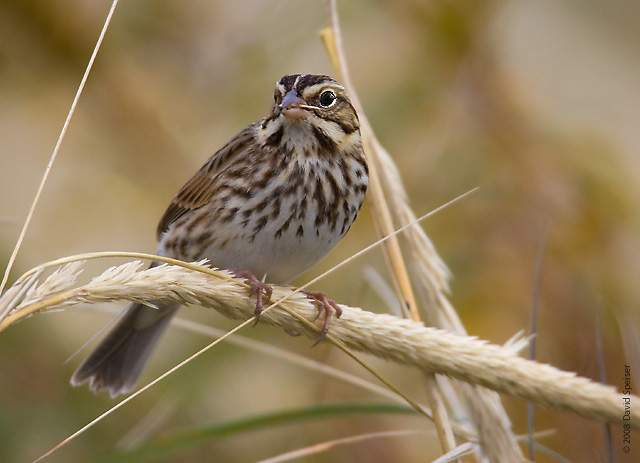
[1, 260, 636, 430]
[323, 2, 521, 460]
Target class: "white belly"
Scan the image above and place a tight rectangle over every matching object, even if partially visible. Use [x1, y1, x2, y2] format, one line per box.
[199, 214, 342, 283]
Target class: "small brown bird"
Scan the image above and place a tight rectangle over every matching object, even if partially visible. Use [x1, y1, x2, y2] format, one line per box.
[71, 74, 368, 397]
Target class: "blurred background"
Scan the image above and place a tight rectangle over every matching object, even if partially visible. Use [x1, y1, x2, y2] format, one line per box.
[1, 0, 638, 461]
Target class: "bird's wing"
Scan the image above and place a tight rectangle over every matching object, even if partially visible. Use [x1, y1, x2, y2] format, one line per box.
[156, 123, 257, 239]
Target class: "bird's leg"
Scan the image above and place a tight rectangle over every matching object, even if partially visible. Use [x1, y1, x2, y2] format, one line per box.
[231, 270, 273, 323]
[302, 290, 343, 346]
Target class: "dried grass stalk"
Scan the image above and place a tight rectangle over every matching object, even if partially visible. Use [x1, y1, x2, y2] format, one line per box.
[324, 2, 522, 459]
[1, 259, 637, 430]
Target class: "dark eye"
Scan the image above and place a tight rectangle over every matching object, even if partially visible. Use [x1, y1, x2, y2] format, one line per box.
[319, 90, 336, 107]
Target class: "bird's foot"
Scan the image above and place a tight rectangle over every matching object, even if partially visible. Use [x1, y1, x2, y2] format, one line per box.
[302, 290, 342, 346]
[232, 270, 273, 323]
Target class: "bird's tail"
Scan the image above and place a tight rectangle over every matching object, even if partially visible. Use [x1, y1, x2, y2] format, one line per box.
[71, 300, 179, 397]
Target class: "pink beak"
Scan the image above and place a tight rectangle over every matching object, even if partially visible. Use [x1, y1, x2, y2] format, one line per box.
[280, 90, 307, 119]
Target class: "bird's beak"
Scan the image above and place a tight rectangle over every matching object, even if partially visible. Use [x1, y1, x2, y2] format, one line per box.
[280, 90, 307, 119]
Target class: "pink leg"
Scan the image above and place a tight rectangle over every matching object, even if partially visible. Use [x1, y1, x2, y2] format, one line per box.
[302, 290, 343, 346]
[232, 270, 273, 322]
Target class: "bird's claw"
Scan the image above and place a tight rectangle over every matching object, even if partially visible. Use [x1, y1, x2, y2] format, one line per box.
[232, 270, 273, 324]
[302, 290, 342, 346]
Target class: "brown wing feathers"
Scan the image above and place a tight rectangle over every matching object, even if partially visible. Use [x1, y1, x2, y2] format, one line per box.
[156, 126, 256, 238]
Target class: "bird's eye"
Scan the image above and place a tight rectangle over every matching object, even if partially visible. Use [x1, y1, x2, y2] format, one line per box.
[319, 90, 336, 107]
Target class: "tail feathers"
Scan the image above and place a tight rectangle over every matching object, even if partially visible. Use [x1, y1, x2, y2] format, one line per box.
[71, 301, 179, 397]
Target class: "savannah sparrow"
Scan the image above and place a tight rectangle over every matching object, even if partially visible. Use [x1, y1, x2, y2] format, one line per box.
[71, 74, 368, 397]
